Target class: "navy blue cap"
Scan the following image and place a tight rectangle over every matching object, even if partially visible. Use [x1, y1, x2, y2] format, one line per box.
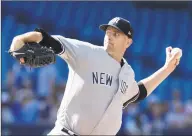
[99, 17, 133, 38]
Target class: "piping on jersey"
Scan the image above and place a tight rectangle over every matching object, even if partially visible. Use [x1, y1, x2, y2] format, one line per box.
[56, 37, 65, 55]
[62, 70, 77, 131]
[123, 90, 140, 109]
[88, 90, 119, 135]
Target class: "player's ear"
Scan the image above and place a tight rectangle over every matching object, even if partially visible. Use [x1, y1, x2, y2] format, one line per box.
[128, 38, 133, 45]
[125, 37, 132, 48]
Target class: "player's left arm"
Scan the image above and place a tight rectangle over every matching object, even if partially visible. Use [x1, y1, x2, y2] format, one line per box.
[136, 47, 182, 102]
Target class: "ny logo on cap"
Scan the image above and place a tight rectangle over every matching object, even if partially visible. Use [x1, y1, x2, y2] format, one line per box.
[110, 17, 120, 24]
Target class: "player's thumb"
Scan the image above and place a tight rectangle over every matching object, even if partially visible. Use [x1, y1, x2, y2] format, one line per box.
[166, 46, 172, 57]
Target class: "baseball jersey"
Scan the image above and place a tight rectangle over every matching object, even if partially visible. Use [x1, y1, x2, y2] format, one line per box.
[52, 35, 140, 135]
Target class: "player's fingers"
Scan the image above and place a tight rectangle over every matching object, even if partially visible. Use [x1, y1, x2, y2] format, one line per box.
[166, 46, 172, 57]
[20, 58, 25, 64]
[167, 46, 172, 52]
[170, 52, 180, 64]
[175, 59, 180, 66]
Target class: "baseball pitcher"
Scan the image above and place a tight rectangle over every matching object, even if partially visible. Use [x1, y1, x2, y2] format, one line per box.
[9, 17, 182, 135]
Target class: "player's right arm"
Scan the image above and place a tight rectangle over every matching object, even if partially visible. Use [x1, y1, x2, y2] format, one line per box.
[10, 28, 92, 68]
[9, 31, 43, 52]
[34, 28, 94, 68]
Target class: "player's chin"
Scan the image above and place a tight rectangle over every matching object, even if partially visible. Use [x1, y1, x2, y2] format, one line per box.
[105, 43, 113, 49]
[104, 43, 109, 48]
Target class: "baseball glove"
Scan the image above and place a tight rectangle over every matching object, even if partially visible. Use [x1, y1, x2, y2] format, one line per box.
[8, 42, 56, 68]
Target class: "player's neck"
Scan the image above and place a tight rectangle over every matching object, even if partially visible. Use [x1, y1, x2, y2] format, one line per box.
[106, 49, 124, 64]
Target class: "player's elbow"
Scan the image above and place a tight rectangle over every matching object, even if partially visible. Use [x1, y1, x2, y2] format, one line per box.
[34, 32, 43, 42]
[134, 82, 148, 102]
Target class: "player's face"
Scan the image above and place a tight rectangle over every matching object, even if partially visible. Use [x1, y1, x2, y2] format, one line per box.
[104, 26, 131, 52]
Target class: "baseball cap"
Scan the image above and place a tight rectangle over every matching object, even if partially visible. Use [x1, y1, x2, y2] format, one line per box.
[99, 17, 133, 39]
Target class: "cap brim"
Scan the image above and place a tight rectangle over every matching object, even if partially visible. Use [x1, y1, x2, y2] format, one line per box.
[99, 24, 123, 33]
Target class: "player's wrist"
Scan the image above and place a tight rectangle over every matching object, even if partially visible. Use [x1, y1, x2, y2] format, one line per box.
[162, 64, 175, 74]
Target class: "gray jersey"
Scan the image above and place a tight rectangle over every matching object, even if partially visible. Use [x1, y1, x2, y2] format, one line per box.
[52, 35, 140, 135]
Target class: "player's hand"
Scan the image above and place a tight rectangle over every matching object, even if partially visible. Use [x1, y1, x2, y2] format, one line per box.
[164, 46, 182, 72]
[9, 37, 25, 64]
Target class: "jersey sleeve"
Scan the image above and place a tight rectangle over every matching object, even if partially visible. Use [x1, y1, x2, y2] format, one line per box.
[52, 35, 93, 68]
[122, 80, 140, 109]
[122, 81, 148, 109]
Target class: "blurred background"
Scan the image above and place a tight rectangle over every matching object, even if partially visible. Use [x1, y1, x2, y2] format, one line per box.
[1, 1, 192, 135]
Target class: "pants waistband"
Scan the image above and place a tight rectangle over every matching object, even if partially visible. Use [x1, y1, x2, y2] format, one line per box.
[61, 127, 78, 136]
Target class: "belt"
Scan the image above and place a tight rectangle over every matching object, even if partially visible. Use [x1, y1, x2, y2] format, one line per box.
[61, 127, 78, 136]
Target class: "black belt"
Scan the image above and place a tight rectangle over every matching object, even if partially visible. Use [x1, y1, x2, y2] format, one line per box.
[61, 127, 78, 136]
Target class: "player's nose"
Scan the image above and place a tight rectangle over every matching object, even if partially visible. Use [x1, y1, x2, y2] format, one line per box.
[107, 34, 113, 41]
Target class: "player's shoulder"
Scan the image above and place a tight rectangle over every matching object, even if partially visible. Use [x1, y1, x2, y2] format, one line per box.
[123, 58, 136, 77]
[52, 35, 101, 48]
